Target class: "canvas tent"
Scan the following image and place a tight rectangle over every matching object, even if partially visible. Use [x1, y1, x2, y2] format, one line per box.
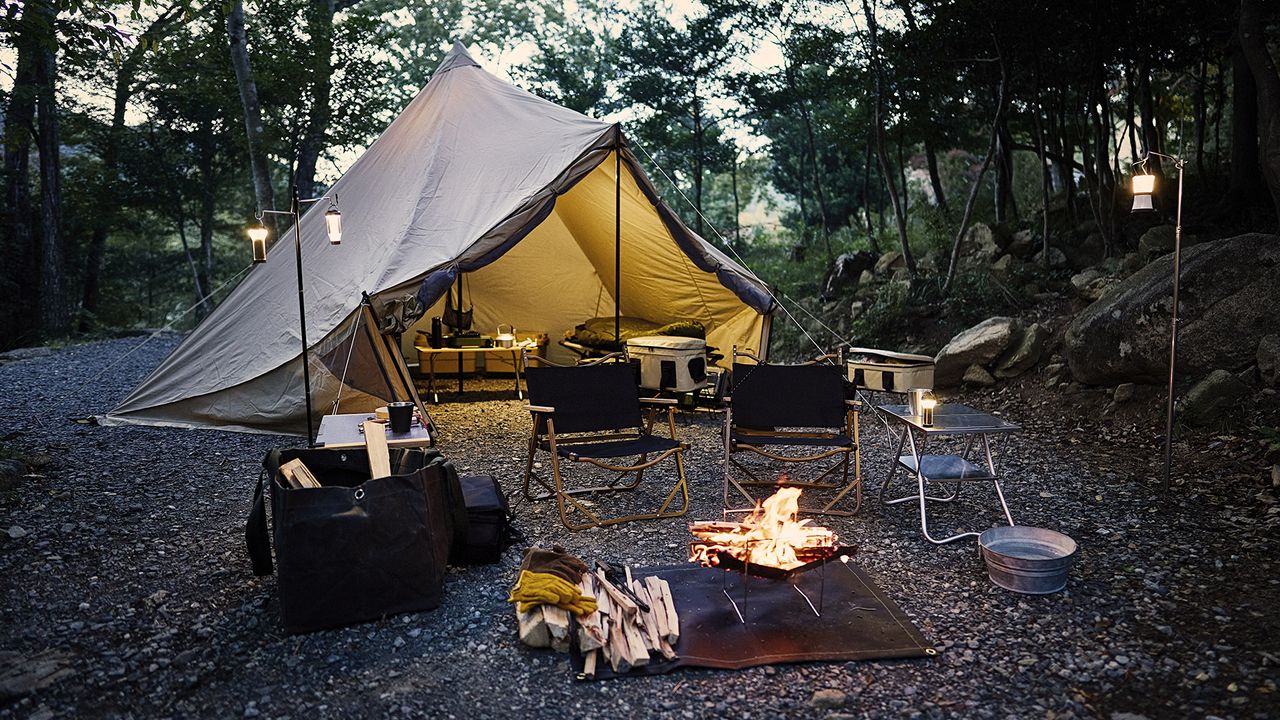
[104, 42, 775, 436]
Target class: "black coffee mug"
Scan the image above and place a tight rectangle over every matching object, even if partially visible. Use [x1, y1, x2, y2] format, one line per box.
[388, 402, 414, 434]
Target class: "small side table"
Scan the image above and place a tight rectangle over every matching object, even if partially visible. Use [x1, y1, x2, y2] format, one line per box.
[315, 412, 434, 449]
[878, 403, 1020, 544]
[414, 345, 528, 403]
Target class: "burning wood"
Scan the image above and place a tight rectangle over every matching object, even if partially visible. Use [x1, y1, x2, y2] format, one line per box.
[690, 487, 838, 571]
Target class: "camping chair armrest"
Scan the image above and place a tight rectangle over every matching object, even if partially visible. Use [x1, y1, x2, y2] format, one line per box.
[845, 398, 863, 410]
[640, 392, 680, 404]
[525, 404, 556, 414]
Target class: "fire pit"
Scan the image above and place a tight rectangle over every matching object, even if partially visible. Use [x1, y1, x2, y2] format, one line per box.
[689, 488, 855, 621]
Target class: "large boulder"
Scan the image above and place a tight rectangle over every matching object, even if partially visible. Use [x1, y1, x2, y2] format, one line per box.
[934, 317, 1023, 387]
[1063, 234, 1280, 385]
[1138, 224, 1199, 261]
[1179, 369, 1249, 426]
[994, 323, 1048, 378]
[1007, 229, 1035, 258]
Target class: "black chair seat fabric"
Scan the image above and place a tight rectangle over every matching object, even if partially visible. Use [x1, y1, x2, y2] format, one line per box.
[549, 434, 680, 459]
[731, 432, 851, 448]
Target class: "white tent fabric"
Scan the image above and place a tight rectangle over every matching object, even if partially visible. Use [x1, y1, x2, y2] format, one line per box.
[104, 42, 774, 435]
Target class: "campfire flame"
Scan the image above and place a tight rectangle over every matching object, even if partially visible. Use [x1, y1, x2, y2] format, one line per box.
[690, 487, 838, 571]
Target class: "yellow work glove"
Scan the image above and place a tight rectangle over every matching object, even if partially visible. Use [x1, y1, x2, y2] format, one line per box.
[508, 569, 598, 616]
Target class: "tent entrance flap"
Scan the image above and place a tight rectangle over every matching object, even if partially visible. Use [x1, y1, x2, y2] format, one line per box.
[316, 301, 433, 435]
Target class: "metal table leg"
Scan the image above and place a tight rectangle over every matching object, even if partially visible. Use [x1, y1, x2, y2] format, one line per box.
[511, 350, 524, 400]
[427, 353, 439, 403]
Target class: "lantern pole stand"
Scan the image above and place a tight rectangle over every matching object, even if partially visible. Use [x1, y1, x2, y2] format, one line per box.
[1131, 152, 1185, 491]
[254, 185, 343, 447]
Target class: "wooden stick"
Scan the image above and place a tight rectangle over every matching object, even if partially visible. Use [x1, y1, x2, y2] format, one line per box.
[657, 578, 679, 644]
[280, 458, 321, 489]
[583, 649, 598, 679]
[643, 576, 671, 641]
[575, 577, 605, 651]
[362, 420, 392, 478]
[630, 581, 662, 651]
[594, 570, 638, 617]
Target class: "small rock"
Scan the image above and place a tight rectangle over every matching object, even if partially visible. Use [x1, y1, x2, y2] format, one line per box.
[1114, 383, 1136, 403]
[7, 526, 28, 539]
[811, 688, 847, 709]
[1031, 246, 1068, 269]
[1258, 334, 1280, 387]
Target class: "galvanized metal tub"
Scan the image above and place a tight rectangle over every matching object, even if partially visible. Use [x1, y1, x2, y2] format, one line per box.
[979, 526, 1078, 594]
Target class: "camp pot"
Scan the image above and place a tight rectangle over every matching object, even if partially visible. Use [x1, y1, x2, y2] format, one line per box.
[495, 324, 516, 348]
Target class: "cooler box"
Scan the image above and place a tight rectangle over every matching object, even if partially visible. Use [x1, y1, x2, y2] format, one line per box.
[625, 336, 708, 392]
[845, 347, 935, 393]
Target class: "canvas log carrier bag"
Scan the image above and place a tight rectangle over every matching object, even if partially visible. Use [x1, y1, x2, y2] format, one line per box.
[451, 474, 519, 565]
[245, 447, 468, 634]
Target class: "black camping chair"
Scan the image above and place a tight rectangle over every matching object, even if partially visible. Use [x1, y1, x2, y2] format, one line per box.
[521, 351, 690, 531]
[723, 347, 862, 517]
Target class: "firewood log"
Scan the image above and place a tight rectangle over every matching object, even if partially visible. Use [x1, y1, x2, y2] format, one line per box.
[543, 605, 572, 653]
[517, 606, 550, 648]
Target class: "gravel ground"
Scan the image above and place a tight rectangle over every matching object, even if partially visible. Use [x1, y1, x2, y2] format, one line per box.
[1, 335, 1277, 719]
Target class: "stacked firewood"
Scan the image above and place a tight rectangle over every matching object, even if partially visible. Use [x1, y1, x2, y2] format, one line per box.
[516, 565, 679, 678]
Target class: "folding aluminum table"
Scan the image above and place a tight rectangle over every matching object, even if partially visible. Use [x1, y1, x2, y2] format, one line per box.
[878, 403, 1020, 544]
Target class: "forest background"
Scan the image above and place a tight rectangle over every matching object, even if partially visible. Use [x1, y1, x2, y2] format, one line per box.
[2, 0, 1278, 357]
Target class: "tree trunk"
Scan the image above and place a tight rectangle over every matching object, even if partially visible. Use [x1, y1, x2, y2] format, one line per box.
[861, 133, 880, 253]
[691, 88, 704, 236]
[924, 138, 948, 215]
[1126, 62, 1139, 161]
[943, 47, 1008, 295]
[786, 60, 831, 255]
[34, 1, 68, 338]
[293, 0, 336, 200]
[80, 7, 183, 332]
[2, 15, 39, 348]
[730, 149, 740, 247]
[1239, 0, 1280, 223]
[1138, 58, 1162, 173]
[993, 106, 1012, 224]
[196, 121, 216, 319]
[862, 0, 915, 276]
[1056, 96, 1077, 226]
[1194, 52, 1207, 178]
[226, 0, 275, 216]
[1227, 40, 1263, 209]
[1032, 69, 1052, 265]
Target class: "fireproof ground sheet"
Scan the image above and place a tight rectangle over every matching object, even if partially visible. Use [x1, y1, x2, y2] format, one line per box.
[570, 561, 934, 681]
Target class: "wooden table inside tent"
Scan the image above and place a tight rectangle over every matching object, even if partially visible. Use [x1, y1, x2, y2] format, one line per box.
[414, 340, 544, 403]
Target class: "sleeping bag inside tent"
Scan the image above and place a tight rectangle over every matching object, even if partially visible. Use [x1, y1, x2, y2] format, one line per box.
[103, 42, 774, 436]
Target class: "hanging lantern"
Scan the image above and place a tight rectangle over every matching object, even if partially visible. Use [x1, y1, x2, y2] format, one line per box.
[248, 224, 269, 263]
[1131, 173, 1155, 213]
[325, 205, 342, 245]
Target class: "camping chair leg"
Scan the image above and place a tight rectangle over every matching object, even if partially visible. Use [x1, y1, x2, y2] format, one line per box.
[545, 420, 606, 531]
[656, 447, 690, 517]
